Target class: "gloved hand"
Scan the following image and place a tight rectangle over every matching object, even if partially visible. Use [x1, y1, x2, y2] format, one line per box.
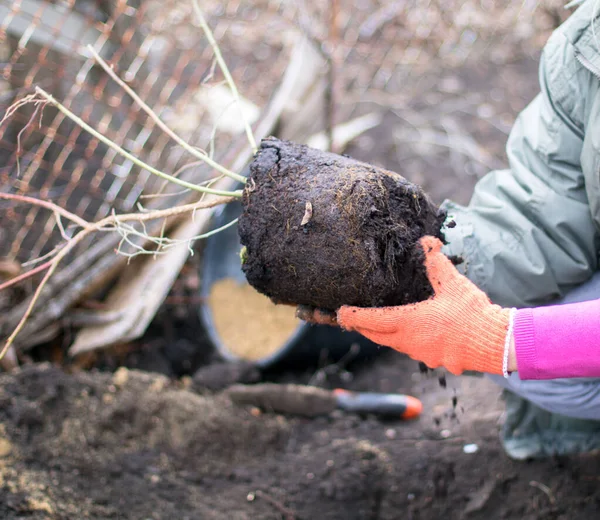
[298, 236, 511, 375]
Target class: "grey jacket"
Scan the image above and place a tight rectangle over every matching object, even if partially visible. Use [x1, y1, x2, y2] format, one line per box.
[442, 0, 600, 308]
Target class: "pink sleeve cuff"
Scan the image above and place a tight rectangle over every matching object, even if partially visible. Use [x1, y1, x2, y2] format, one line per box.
[513, 299, 600, 380]
[513, 308, 537, 379]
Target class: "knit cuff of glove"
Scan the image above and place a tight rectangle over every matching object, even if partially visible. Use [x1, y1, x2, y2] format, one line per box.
[452, 305, 511, 375]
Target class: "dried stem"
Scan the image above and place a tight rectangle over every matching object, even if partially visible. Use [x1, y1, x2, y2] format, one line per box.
[34, 87, 243, 198]
[0, 260, 53, 292]
[114, 217, 239, 260]
[97, 196, 232, 226]
[87, 46, 247, 185]
[326, 0, 340, 153]
[191, 0, 258, 154]
[0, 192, 91, 228]
[1, 9, 255, 363]
[0, 194, 233, 360]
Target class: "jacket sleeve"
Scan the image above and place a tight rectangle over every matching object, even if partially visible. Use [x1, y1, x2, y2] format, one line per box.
[441, 33, 600, 308]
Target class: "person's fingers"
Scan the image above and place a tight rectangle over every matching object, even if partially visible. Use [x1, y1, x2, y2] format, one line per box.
[337, 304, 417, 333]
[296, 305, 338, 326]
[337, 318, 422, 358]
[421, 243, 492, 305]
[345, 328, 397, 350]
[419, 235, 444, 256]
[313, 308, 338, 326]
[418, 236, 465, 293]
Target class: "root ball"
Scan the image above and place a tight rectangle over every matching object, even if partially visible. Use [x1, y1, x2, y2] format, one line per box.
[238, 138, 445, 310]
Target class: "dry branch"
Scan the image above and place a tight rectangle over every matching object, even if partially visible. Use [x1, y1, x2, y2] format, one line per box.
[191, 0, 258, 154]
[87, 45, 247, 185]
[34, 87, 243, 198]
[0, 194, 232, 361]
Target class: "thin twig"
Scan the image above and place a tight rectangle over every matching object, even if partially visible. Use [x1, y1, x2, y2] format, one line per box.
[142, 160, 219, 199]
[96, 196, 233, 227]
[0, 260, 53, 292]
[1, 252, 63, 360]
[0, 345, 17, 371]
[54, 212, 70, 240]
[34, 88, 243, 198]
[0, 195, 232, 360]
[87, 46, 246, 185]
[22, 242, 64, 267]
[15, 103, 42, 177]
[326, 0, 340, 153]
[140, 188, 189, 200]
[191, 0, 258, 154]
[0, 192, 91, 228]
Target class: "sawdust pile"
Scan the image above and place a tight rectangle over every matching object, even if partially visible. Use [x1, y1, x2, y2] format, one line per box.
[208, 278, 300, 361]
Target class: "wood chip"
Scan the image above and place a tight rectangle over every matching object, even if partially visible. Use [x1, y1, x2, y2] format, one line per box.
[300, 201, 313, 226]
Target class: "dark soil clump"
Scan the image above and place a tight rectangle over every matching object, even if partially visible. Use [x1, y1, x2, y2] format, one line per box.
[239, 138, 445, 310]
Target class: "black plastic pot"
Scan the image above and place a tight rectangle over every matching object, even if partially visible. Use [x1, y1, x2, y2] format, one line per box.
[199, 196, 381, 369]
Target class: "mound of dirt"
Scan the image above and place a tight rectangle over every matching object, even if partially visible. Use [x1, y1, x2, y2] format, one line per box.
[2, 361, 600, 519]
[0, 364, 388, 519]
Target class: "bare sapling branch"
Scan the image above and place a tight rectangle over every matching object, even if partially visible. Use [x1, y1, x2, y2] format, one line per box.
[0, 194, 234, 361]
[33, 88, 243, 198]
[113, 216, 239, 260]
[191, 0, 258, 154]
[0, 260, 53, 292]
[0, 192, 91, 228]
[0, 9, 257, 365]
[87, 45, 247, 185]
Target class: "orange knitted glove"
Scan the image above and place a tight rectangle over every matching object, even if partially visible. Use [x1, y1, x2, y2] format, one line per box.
[337, 236, 511, 375]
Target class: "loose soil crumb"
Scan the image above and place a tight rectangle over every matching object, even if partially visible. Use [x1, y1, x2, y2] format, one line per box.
[208, 277, 300, 361]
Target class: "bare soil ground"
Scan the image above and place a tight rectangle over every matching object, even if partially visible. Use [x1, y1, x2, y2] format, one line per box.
[2, 359, 600, 520]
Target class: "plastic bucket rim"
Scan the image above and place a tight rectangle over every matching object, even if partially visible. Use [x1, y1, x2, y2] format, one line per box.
[198, 198, 309, 368]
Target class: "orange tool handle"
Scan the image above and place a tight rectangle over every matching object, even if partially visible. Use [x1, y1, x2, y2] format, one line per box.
[333, 389, 422, 419]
